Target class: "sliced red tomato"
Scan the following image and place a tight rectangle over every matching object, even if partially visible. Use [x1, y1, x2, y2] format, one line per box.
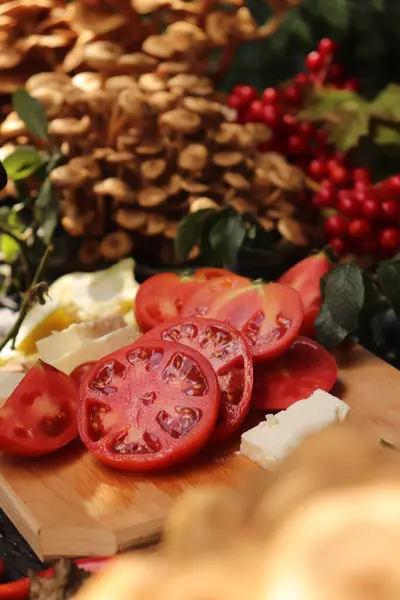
[206, 282, 303, 363]
[134, 273, 205, 332]
[78, 339, 220, 472]
[70, 361, 97, 386]
[181, 274, 249, 318]
[0, 557, 110, 600]
[0, 361, 78, 458]
[194, 268, 232, 280]
[142, 317, 253, 442]
[278, 252, 332, 338]
[252, 336, 338, 411]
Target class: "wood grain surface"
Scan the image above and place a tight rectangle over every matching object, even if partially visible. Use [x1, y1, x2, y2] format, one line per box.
[1, 344, 400, 561]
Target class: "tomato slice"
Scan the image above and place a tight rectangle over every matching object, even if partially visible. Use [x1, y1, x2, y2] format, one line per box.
[78, 339, 220, 472]
[0, 361, 78, 458]
[142, 317, 253, 442]
[278, 252, 332, 338]
[181, 274, 249, 318]
[134, 273, 205, 332]
[206, 282, 303, 363]
[70, 361, 97, 386]
[194, 268, 233, 280]
[251, 336, 338, 411]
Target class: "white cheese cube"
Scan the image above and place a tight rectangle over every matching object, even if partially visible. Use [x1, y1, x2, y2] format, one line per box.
[240, 390, 350, 469]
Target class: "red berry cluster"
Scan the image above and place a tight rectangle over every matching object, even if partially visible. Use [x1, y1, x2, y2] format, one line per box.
[227, 38, 400, 259]
[324, 174, 400, 259]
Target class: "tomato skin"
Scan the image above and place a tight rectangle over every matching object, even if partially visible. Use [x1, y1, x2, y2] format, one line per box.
[0, 557, 110, 600]
[70, 361, 97, 386]
[194, 268, 232, 280]
[0, 361, 78, 458]
[207, 282, 303, 363]
[141, 317, 253, 442]
[181, 274, 249, 318]
[78, 339, 220, 472]
[252, 336, 338, 411]
[134, 273, 204, 332]
[278, 252, 332, 338]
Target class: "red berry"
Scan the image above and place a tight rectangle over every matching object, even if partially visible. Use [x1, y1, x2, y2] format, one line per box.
[318, 38, 337, 56]
[295, 73, 311, 86]
[283, 85, 302, 106]
[315, 128, 328, 149]
[381, 199, 400, 223]
[287, 135, 307, 154]
[261, 87, 279, 105]
[313, 186, 336, 208]
[228, 94, 242, 110]
[298, 121, 316, 138]
[305, 51, 324, 73]
[325, 214, 347, 237]
[308, 159, 327, 180]
[329, 237, 347, 256]
[353, 168, 371, 184]
[330, 165, 348, 185]
[344, 78, 360, 92]
[328, 63, 344, 81]
[380, 227, 400, 251]
[348, 218, 372, 239]
[246, 100, 264, 122]
[387, 175, 400, 195]
[262, 105, 282, 128]
[282, 113, 298, 131]
[362, 197, 381, 219]
[338, 194, 360, 218]
[236, 85, 258, 105]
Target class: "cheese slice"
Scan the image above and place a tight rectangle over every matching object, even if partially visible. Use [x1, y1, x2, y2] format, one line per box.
[36, 318, 139, 374]
[240, 390, 350, 469]
[0, 371, 25, 406]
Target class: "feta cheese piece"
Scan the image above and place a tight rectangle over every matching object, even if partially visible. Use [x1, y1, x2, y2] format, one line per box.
[240, 390, 350, 469]
[36, 319, 139, 374]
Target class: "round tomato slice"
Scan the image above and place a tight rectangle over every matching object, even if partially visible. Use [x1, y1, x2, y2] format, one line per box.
[134, 273, 204, 332]
[252, 336, 338, 411]
[78, 339, 220, 472]
[194, 268, 233, 280]
[206, 282, 303, 363]
[142, 317, 253, 442]
[181, 274, 249, 318]
[0, 361, 78, 458]
[70, 361, 97, 386]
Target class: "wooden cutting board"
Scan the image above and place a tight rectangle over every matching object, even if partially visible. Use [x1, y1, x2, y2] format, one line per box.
[1, 344, 400, 561]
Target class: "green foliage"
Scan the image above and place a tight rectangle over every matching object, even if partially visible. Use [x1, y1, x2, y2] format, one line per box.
[12, 89, 48, 140]
[3, 146, 48, 181]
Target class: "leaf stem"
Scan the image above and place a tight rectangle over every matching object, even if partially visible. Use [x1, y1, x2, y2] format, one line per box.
[0, 244, 53, 354]
[0, 224, 32, 288]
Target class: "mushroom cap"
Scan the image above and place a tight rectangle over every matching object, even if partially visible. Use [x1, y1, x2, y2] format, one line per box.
[93, 178, 135, 202]
[137, 187, 167, 208]
[138, 73, 166, 93]
[99, 230, 134, 260]
[165, 21, 206, 52]
[159, 108, 201, 134]
[117, 53, 158, 73]
[189, 197, 219, 213]
[118, 88, 148, 118]
[83, 41, 123, 70]
[105, 151, 135, 166]
[68, 156, 101, 180]
[49, 116, 91, 137]
[26, 72, 71, 93]
[50, 165, 87, 189]
[105, 76, 139, 93]
[142, 35, 175, 59]
[0, 46, 22, 69]
[30, 88, 64, 119]
[72, 72, 103, 93]
[140, 159, 167, 181]
[131, 0, 170, 14]
[141, 213, 167, 236]
[178, 144, 208, 171]
[0, 112, 27, 138]
[115, 208, 147, 230]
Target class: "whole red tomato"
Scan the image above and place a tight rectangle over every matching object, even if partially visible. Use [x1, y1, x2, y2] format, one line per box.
[278, 252, 332, 337]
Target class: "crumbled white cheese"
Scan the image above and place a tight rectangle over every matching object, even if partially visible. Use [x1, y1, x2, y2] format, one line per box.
[240, 390, 350, 469]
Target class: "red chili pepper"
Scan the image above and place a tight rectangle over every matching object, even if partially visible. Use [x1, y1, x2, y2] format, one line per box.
[0, 557, 110, 600]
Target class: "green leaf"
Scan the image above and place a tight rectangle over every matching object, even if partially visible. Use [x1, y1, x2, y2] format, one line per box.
[374, 125, 400, 146]
[377, 259, 400, 318]
[370, 84, 400, 121]
[3, 146, 47, 181]
[0, 205, 24, 263]
[320, 0, 349, 30]
[300, 89, 366, 120]
[175, 209, 216, 262]
[209, 212, 246, 268]
[315, 302, 348, 349]
[324, 263, 365, 332]
[35, 178, 59, 244]
[328, 107, 370, 152]
[12, 89, 48, 140]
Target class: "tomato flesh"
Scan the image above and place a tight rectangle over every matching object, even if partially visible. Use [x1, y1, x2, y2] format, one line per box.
[141, 317, 253, 442]
[207, 282, 303, 363]
[181, 274, 249, 318]
[134, 273, 205, 332]
[78, 339, 220, 471]
[70, 361, 97, 386]
[194, 268, 233, 280]
[278, 252, 332, 338]
[252, 336, 338, 411]
[0, 361, 78, 457]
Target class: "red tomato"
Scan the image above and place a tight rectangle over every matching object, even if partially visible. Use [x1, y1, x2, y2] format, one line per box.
[0, 361, 78, 458]
[206, 282, 303, 363]
[135, 273, 204, 332]
[252, 336, 338, 411]
[194, 268, 232, 280]
[278, 252, 332, 337]
[181, 274, 249, 317]
[78, 339, 220, 472]
[70, 361, 97, 386]
[142, 317, 253, 442]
